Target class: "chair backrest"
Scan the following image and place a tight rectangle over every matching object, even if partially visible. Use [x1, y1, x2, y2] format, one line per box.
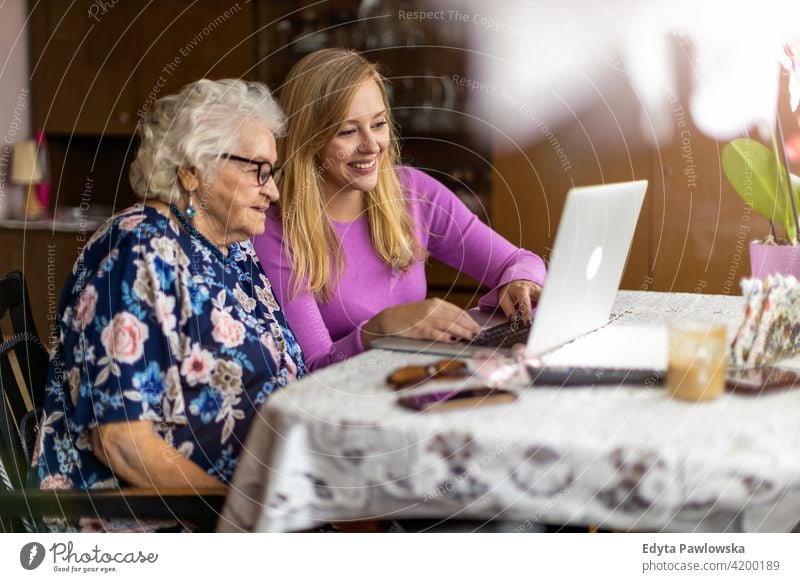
[0, 271, 49, 492]
[0, 272, 228, 533]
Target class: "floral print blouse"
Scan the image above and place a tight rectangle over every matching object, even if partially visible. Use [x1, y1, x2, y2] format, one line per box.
[34, 205, 305, 490]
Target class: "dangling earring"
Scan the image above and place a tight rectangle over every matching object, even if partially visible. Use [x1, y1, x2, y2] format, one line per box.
[185, 195, 197, 220]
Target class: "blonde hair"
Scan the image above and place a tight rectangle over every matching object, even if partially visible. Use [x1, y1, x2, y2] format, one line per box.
[130, 79, 285, 203]
[278, 49, 423, 301]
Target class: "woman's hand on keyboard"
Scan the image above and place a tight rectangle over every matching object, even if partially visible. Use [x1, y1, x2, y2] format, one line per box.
[498, 280, 542, 325]
[361, 298, 482, 347]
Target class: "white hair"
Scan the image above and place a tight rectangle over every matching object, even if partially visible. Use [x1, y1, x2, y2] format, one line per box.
[129, 78, 285, 203]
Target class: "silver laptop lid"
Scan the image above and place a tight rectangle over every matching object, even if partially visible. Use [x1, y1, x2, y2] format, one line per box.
[526, 180, 647, 355]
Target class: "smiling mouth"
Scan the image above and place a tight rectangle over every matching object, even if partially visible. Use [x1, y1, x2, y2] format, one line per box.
[250, 206, 269, 214]
[348, 159, 377, 170]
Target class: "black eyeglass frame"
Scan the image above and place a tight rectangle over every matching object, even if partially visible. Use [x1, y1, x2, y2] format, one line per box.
[220, 153, 283, 186]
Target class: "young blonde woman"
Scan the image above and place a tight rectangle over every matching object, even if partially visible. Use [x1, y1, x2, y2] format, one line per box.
[253, 49, 546, 371]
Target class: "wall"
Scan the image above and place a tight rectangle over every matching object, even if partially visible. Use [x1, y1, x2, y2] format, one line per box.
[490, 64, 780, 296]
[0, 1, 31, 219]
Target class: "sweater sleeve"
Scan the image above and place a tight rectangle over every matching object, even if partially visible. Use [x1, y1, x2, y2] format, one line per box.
[404, 167, 547, 311]
[252, 211, 367, 372]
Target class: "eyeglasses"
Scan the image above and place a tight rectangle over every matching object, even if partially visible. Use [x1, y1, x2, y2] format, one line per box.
[220, 153, 283, 186]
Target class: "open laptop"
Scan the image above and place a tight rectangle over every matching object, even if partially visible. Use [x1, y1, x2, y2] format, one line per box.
[371, 179, 648, 357]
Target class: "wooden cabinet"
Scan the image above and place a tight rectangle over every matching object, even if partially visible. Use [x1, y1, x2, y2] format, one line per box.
[0, 228, 84, 342]
[30, 2, 139, 134]
[252, 2, 492, 307]
[646, 129, 769, 294]
[27, 1, 493, 309]
[491, 101, 768, 295]
[30, 1, 256, 135]
[134, 2, 257, 99]
[492, 106, 652, 293]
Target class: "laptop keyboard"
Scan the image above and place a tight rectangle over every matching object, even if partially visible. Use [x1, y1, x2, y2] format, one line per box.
[526, 365, 665, 386]
[470, 320, 532, 347]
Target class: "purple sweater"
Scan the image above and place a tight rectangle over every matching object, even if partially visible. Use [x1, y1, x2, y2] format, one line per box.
[253, 167, 547, 371]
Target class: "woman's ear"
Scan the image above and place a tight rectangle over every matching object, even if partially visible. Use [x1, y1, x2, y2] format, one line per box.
[177, 167, 200, 192]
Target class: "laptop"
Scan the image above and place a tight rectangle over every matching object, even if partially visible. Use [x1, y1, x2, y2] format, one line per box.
[371, 179, 648, 357]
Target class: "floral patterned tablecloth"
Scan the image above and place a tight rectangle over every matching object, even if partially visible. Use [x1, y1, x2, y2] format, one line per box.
[219, 291, 800, 532]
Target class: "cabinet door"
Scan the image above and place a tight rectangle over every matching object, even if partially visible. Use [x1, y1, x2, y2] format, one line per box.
[648, 128, 767, 294]
[31, 2, 257, 136]
[0, 229, 82, 341]
[136, 1, 256, 104]
[492, 114, 652, 293]
[30, 1, 139, 135]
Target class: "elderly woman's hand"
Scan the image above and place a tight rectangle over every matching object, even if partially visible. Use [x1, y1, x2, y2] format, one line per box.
[497, 280, 542, 325]
[90, 421, 223, 490]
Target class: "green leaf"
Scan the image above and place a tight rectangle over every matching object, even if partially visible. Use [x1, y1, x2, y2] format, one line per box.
[788, 174, 800, 243]
[722, 138, 795, 240]
[770, 134, 800, 243]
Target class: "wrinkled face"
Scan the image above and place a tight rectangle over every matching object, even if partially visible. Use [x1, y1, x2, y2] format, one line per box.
[320, 80, 390, 199]
[195, 122, 279, 246]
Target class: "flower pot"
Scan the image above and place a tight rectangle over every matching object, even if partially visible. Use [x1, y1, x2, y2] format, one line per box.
[749, 241, 800, 279]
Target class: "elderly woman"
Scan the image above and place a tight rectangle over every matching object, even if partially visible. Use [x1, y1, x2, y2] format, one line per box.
[34, 79, 304, 497]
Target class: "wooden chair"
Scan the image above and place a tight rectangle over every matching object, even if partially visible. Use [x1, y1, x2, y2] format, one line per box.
[0, 270, 226, 532]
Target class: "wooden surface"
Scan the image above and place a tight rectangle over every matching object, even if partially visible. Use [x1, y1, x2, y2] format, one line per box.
[30, 1, 257, 135]
[0, 487, 227, 532]
[0, 228, 83, 343]
[28, 1, 493, 308]
[28, 3, 776, 297]
[491, 102, 769, 296]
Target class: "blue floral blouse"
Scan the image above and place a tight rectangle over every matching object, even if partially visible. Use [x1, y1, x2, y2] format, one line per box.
[35, 205, 305, 490]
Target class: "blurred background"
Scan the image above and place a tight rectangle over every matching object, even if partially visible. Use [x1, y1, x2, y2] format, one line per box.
[0, 0, 797, 338]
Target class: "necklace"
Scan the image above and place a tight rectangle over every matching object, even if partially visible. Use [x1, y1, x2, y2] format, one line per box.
[169, 203, 239, 266]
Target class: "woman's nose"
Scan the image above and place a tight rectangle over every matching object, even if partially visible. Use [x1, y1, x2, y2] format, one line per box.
[359, 136, 381, 154]
[262, 178, 279, 203]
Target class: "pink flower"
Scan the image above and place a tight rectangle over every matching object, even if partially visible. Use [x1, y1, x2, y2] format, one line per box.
[72, 285, 98, 331]
[285, 354, 297, 381]
[100, 312, 149, 364]
[211, 309, 245, 348]
[786, 131, 800, 163]
[118, 214, 146, 231]
[41, 474, 72, 490]
[181, 343, 215, 386]
[260, 333, 279, 366]
[154, 294, 176, 334]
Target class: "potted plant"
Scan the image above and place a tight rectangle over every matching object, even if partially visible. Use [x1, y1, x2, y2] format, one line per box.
[722, 137, 800, 278]
[721, 40, 800, 279]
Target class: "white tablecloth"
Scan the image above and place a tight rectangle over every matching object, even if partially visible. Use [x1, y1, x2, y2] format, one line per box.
[219, 291, 800, 532]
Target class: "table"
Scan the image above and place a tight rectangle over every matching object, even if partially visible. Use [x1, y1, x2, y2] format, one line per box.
[219, 291, 800, 532]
